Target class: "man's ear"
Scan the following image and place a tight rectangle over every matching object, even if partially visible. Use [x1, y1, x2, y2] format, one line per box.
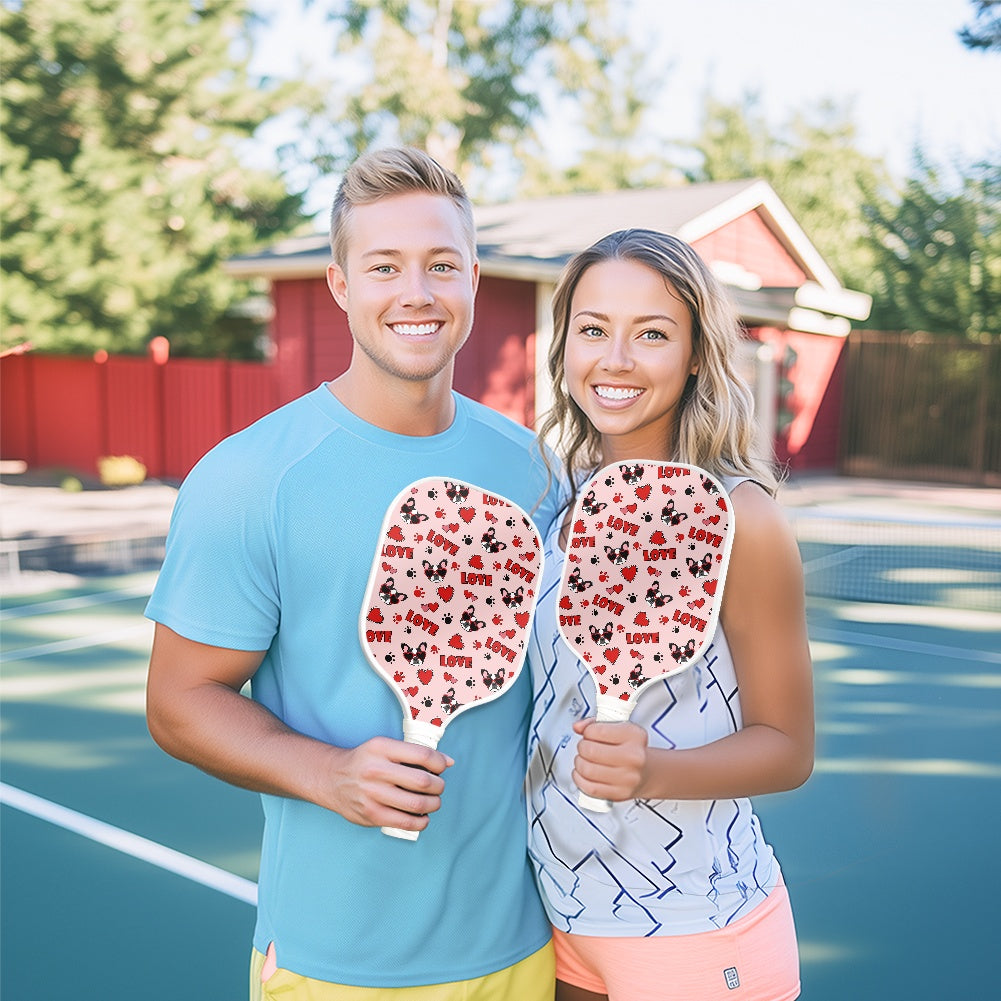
[327, 262, 348, 311]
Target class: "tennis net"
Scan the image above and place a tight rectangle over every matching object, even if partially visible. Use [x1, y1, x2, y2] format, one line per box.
[791, 511, 1001, 613]
[2, 508, 997, 614]
[0, 532, 166, 582]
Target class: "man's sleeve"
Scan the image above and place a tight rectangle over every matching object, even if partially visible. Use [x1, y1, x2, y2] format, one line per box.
[145, 449, 280, 651]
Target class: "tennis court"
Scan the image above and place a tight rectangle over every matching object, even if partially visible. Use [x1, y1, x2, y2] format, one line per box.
[0, 570, 262, 1000]
[2, 484, 1000, 1000]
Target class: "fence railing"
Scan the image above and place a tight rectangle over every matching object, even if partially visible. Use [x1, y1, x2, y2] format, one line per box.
[838, 331, 1001, 487]
[5, 332, 999, 488]
[1, 352, 280, 481]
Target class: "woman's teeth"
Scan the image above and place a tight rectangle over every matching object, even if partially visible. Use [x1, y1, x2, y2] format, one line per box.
[595, 386, 642, 400]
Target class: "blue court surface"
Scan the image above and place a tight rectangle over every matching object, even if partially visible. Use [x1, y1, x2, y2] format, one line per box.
[2, 566, 1000, 999]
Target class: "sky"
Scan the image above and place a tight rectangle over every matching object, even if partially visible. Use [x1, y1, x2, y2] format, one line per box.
[249, 0, 1000, 220]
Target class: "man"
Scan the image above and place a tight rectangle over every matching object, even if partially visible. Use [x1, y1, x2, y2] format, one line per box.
[145, 147, 557, 999]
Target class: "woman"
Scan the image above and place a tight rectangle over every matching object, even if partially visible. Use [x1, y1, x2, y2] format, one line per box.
[527, 229, 814, 1001]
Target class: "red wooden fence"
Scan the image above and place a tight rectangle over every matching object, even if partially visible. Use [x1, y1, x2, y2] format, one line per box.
[1, 352, 281, 481]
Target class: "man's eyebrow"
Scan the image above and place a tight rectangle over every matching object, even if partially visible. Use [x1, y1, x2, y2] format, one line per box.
[360, 246, 465, 258]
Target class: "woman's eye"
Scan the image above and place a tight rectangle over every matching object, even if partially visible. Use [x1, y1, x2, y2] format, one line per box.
[640, 329, 666, 341]
[581, 326, 604, 338]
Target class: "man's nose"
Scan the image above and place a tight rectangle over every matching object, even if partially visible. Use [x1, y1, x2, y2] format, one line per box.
[399, 270, 434, 307]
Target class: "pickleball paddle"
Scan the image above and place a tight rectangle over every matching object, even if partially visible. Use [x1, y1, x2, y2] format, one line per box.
[360, 476, 544, 839]
[556, 461, 734, 811]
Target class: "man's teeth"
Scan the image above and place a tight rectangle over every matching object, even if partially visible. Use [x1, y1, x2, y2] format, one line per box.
[393, 323, 438, 336]
[595, 386, 642, 400]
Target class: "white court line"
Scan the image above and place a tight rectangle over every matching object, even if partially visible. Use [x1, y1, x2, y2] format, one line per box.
[801, 548, 864, 575]
[1, 624, 151, 662]
[0, 782, 257, 905]
[0, 584, 153, 621]
[809, 625, 1001, 664]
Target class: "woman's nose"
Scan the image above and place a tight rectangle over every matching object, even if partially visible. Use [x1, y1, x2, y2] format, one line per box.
[600, 336, 634, 372]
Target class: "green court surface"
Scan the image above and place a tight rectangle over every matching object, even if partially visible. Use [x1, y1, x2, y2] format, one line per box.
[2, 570, 1000, 999]
[1, 573, 261, 1001]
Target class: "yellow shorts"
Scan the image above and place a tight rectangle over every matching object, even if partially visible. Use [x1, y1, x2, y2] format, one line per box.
[249, 941, 554, 1001]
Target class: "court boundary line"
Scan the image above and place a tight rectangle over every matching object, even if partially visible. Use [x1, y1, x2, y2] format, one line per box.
[0, 782, 258, 905]
[1, 623, 151, 662]
[808, 625, 1001, 664]
[801, 549, 865, 575]
[0, 582, 155, 621]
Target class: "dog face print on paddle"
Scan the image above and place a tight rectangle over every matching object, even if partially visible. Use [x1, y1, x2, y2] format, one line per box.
[557, 462, 733, 706]
[361, 477, 543, 728]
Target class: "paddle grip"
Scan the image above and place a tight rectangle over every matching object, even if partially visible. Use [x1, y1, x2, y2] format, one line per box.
[381, 721, 444, 842]
[576, 695, 635, 813]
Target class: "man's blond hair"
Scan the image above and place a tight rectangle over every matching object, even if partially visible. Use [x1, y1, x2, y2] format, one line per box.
[329, 147, 476, 269]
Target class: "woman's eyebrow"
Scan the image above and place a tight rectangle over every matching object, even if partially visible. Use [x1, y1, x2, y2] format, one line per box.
[573, 309, 678, 326]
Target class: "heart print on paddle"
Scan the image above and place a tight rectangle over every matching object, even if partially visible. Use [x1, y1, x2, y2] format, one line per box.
[360, 476, 543, 840]
[557, 461, 734, 811]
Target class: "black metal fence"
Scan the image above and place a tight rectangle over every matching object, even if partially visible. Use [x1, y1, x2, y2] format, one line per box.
[839, 331, 1001, 487]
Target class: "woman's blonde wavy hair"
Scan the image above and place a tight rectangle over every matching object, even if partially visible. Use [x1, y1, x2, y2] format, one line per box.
[538, 229, 778, 507]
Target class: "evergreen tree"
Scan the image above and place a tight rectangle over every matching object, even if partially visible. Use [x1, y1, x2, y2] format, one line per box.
[1, 0, 308, 357]
[687, 94, 890, 291]
[864, 151, 1001, 342]
[686, 94, 998, 340]
[958, 0, 1001, 51]
[312, 0, 657, 196]
[513, 4, 674, 197]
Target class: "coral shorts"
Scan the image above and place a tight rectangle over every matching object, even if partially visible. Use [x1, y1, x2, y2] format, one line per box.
[552, 881, 800, 1001]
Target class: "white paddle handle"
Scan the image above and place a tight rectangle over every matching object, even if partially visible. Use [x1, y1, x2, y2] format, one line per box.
[576, 694, 635, 813]
[382, 721, 444, 841]
[577, 791, 613, 813]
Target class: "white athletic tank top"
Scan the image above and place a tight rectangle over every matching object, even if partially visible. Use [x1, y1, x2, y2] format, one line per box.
[526, 477, 781, 936]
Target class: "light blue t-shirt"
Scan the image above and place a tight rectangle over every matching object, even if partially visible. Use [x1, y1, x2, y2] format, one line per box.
[146, 385, 558, 987]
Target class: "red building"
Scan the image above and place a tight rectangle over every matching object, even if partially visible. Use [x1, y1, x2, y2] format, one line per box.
[229, 178, 871, 470]
[1, 179, 871, 481]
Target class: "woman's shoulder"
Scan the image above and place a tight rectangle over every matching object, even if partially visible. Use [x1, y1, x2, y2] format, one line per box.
[727, 479, 802, 580]
[729, 477, 786, 524]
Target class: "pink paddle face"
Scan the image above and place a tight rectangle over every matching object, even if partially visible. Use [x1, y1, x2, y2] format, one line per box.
[557, 462, 733, 718]
[360, 477, 543, 736]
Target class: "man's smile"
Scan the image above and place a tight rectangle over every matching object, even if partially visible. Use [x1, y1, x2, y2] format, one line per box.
[391, 321, 443, 337]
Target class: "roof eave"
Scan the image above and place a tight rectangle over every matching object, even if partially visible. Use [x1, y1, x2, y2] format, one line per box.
[225, 250, 567, 284]
[225, 255, 326, 279]
[678, 179, 843, 291]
